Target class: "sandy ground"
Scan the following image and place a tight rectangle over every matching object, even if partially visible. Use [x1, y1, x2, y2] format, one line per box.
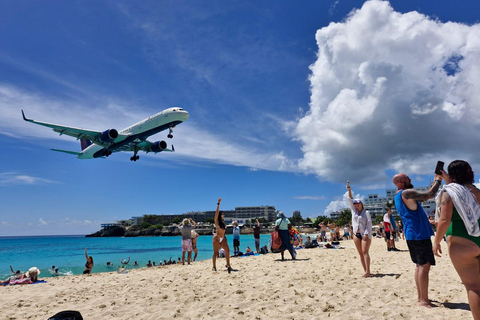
[0, 237, 472, 320]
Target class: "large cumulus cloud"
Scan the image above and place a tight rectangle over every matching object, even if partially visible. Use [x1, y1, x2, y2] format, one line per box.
[296, 0, 480, 184]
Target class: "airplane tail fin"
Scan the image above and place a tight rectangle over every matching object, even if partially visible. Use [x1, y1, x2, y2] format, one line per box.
[81, 139, 92, 151]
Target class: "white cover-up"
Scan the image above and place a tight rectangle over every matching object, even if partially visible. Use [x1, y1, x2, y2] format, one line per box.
[435, 183, 480, 237]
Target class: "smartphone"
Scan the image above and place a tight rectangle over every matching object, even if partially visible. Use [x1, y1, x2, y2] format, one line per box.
[435, 161, 444, 175]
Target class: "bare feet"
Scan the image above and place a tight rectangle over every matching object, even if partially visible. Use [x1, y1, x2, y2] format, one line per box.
[362, 273, 372, 278]
[212, 267, 217, 271]
[418, 300, 434, 308]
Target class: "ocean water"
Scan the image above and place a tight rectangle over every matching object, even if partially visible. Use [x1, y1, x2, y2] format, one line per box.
[0, 234, 272, 280]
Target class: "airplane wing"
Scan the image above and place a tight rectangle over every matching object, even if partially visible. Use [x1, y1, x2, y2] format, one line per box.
[22, 110, 129, 147]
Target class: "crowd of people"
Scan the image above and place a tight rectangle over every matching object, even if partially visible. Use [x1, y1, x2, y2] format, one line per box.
[3, 160, 479, 319]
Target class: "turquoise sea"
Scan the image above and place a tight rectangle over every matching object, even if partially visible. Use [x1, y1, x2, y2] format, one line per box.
[0, 234, 272, 280]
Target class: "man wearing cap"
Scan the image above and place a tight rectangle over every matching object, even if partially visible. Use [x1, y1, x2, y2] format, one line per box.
[393, 173, 442, 308]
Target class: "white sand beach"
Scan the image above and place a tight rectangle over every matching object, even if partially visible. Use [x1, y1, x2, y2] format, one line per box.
[0, 237, 472, 320]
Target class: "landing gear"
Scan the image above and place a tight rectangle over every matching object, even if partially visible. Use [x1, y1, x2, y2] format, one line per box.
[103, 150, 112, 157]
[167, 126, 174, 139]
[130, 146, 139, 161]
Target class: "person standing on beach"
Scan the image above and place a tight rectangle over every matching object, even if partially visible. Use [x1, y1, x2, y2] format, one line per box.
[383, 208, 399, 251]
[433, 160, 480, 319]
[179, 218, 197, 265]
[83, 248, 93, 274]
[212, 198, 232, 273]
[393, 172, 442, 307]
[275, 212, 295, 260]
[347, 182, 372, 277]
[191, 229, 199, 261]
[232, 220, 240, 253]
[253, 219, 261, 253]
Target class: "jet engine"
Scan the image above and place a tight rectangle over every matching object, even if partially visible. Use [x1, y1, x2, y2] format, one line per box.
[99, 129, 118, 143]
[150, 140, 167, 153]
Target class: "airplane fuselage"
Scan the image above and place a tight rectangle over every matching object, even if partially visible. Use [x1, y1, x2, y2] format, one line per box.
[81, 107, 189, 159]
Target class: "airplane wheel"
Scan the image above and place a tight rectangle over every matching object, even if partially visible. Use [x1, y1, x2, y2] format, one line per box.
[168, 134, 173, 139]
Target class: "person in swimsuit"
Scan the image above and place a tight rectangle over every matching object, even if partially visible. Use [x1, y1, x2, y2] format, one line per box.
[212, 198, 232, 273]
[433, 160, 480, 318]
[83, 248, 93, 274]
[191, 229, 199, 261]
[327, 221, 337, 242]
[318, 222, 327, 242]
[347, 182, 373, 277]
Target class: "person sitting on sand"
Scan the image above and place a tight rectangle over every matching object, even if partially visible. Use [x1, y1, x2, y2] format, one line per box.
[304, 236, 317, 249]
[212, 198, 232, 273]
[83, 248, 94, 274]
[246, 246, 252, 253]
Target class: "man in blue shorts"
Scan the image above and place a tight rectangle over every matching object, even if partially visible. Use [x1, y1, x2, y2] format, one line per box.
[393, 173, 442, 308]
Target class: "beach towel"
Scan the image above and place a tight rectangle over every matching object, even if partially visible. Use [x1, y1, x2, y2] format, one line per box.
[436, 183, 480, 237]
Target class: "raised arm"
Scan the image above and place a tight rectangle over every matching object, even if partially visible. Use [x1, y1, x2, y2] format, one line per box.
[214, 198, 222, 223]
[402, 175, 443, 201]
[85, 248, 88, 260]
[189, 218, 197, 228]
[346, 181, 355, 212]
[346, 181, 353, 199]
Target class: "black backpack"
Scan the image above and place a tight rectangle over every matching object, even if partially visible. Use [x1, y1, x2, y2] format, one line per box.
[48, 310, 83, 320]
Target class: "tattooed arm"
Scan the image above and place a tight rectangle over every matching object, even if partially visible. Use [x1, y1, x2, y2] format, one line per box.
[433, 191, 453, 257]
[402, 179, 442, 202]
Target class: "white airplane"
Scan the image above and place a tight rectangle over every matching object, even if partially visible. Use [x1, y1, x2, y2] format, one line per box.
[22, 107, 189, 161]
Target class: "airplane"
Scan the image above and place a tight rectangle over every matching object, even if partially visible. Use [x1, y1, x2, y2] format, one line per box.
[22, 107, 189, 161]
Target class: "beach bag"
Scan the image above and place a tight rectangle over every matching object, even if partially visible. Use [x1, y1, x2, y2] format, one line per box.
[271, 230, 282, 250]
[48, 310, 83, 320]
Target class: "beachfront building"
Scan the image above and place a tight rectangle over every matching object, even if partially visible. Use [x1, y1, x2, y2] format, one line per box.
[130, 205, 278, 226]
[234, 206, 277, 222]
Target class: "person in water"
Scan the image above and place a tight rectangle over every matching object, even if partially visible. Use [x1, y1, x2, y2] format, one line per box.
[83, 248, 94, 274]
[212, 198, 232, 273]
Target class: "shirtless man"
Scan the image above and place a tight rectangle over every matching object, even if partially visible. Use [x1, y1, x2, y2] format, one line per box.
[393, 173, 442, 307]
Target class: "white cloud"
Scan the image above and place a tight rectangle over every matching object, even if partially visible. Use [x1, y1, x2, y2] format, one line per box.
[324, 191, 363, 215]
[0, 172, 59, 186]
[296, 0, 480, 183]
[38, 218, 48, 226]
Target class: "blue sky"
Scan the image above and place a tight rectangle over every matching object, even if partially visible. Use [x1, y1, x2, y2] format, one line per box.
[1, 0, 479, 236]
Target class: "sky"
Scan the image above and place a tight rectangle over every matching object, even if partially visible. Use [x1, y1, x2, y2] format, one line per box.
[1, 0, 479, 236]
